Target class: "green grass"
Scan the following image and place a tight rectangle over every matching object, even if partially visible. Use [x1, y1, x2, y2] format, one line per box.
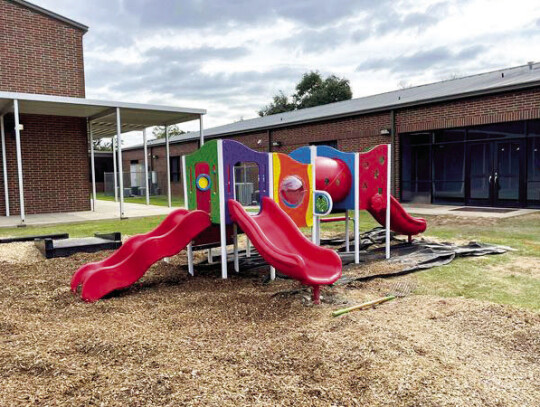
[96, 192, 183, 207]
[412, 212, 540, 312]
[0, 206, 538, 311]
[0, 215, 168, 238]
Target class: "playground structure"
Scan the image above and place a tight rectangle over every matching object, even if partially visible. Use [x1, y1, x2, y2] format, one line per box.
[71, 140, 427, 303]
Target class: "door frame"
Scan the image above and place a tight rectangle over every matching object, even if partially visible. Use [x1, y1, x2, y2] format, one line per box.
[465, 139, 526, 207]
[493, 139, 526, 208]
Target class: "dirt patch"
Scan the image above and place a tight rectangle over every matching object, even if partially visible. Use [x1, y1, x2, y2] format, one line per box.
[0, 245, 538, 406]
[487, 256, 540, 278]
[0, 242, 42, 265]
[424, 215, 499, 228]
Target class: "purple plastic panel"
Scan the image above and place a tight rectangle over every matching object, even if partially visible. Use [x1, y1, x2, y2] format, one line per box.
[222, 140, 269, 224]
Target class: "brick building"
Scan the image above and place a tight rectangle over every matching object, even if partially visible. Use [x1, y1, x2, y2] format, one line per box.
[124, 63, 540, 209]
[0, 0, 204, 223]
[0, 0, 88, 216]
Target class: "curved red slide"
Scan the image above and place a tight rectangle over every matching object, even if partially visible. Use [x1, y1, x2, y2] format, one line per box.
[229, 197, 342, 298]
[367, 195, 427, 237]
[71, 209, 211, 302]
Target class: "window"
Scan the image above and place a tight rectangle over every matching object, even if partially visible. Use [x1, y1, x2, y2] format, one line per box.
[309, 140, 338, 148]
[170, 156, 180, 182]
[432, 143, 465, 200]
[527, 137, 540, 202]
[234, 162, 261, 209]
[434, 129, 465, 144]
[467, 121, 525, 141]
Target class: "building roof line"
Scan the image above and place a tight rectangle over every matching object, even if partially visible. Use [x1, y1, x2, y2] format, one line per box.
[9, 0, 89, 32]
[123, 63, 540, 150]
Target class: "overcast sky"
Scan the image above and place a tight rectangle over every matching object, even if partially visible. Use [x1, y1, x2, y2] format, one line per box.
[34, 0, 540, 145]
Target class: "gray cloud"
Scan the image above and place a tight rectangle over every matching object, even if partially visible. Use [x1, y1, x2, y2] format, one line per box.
[356, 45, 487, 73]
[374, 2, 451, 35]
[144, 46, 249, 62]
[275, 26, 350, 53]
[29, 0, 539, 129]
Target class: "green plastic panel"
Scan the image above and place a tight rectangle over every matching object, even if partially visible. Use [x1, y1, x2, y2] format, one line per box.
[184, 140, 221, 224]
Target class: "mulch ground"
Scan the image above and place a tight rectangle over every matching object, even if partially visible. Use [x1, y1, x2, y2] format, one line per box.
[0, 242, 539, 406]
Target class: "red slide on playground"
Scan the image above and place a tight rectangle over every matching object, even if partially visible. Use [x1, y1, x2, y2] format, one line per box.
[367, 195, 427, 238]
[71, 209, 211, 302]
[229, 197, 342, 291]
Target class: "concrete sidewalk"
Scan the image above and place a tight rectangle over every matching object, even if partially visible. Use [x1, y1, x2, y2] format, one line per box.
[0, 200, 177, 228]
[402, 203, 538, 219]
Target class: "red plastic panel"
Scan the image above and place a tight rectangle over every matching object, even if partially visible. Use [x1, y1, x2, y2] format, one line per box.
[358, 145, 388, 210]
[195, 162, 211, 213]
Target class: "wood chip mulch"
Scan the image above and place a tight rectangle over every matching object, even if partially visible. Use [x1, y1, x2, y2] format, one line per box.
[0, 244, 539, 406]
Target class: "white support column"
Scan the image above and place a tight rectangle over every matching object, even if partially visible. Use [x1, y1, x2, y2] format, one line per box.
[112, 136, 118, 202]
[345, 209, 349, 253]
[143, 128, 150, 205]
[385, 144, 392, 260]
[354, 153, 360, 264]
[187, 243, 194, 276]
[246, 238, 251, 258]
[207, 248, 214, 264]
[268, 152, 275, 281]
[233, 223, 239, 272]
[13, 100, 25, 225]
[199, 115, 205, 147]
[182, 155, 188, 209]
[310, 146, 317, 243]
[165, 126, 171, 208]
[116, 108, 125, 219]
[89, 122, 97, 212]
[217, 140, 228, 279]
[0, 114, 9, 216]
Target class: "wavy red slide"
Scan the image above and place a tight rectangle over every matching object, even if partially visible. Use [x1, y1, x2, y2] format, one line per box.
[71, 209, 211, 302]
[229, 197, 342, 290]
[367, 195, 427, 237]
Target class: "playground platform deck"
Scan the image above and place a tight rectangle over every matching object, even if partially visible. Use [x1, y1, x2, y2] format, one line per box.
[0, 200, 176, 228]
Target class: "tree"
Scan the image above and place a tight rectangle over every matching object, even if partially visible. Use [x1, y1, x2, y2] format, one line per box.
[257, 91, 296, 117]
[152, 124, 185, 139]
[92, 138, 112, 151]
[258, 71, 353, 116]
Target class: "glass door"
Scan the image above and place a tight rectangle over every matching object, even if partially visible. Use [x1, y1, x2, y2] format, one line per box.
[466, 140, 524, 207]
[467, 142, 493, 206]
[494, 140, 524, 207]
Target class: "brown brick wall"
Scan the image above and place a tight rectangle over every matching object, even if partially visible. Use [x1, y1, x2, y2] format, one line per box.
[0, 114, 90, 215]
[0, 0, 86, 97]
[122, 87, 540, 204]
[396, 89, 540, 133]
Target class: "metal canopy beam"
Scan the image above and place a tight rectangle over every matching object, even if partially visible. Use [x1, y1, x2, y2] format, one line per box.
[88, 107, 116, 123]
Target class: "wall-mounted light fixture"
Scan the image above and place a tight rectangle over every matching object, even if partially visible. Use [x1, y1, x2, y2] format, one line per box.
[380, 128, 391, 136]
[272, 141, 282, 147]
[257, 139, 263, 145]
[152, 155, 159, 159]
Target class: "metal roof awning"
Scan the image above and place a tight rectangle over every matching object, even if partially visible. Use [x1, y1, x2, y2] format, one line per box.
[0, 91, 206, 137]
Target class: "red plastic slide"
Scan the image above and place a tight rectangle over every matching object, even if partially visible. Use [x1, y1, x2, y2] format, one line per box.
[367, 195, 427, 238]
[71, 209, 211, 302]
[229, 197, 342, 301]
